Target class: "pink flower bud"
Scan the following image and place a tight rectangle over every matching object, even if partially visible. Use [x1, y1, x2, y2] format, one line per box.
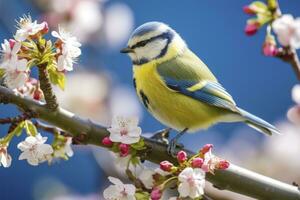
[177, 150, 187, 163]
[191, 157, 204, 168]
[9, 39, 16, 49]
[102, 137, 113, 147]
[160, 160, 173, 172]
[151, 188, 162, 200]
[243, 5, 256, 15]
[263, 43, 278, 56]
[41, 22, 49, 34]
[200, 144, 213, 154]
[218, 160, 230, 170]
[244, 22, 260, 36]
[119, 143, 130, 157]
[33, 89, 43, 101]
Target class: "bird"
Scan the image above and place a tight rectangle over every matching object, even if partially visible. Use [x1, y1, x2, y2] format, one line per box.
[120, 22, 280, 155]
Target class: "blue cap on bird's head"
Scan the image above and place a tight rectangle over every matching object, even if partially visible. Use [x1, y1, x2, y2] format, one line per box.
[121, 21, 186, 65]
[130, 21, 171, 38]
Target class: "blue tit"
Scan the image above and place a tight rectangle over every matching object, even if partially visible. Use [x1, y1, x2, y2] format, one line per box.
[121, 22, 280, 155]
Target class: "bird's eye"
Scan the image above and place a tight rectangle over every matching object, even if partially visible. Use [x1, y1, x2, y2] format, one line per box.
[137, 40, 148, 47]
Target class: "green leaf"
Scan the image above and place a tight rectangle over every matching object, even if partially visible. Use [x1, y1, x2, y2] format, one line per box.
[24, 120, 38, 136]
[48, 66, 66, 90]
[130, 156, 141, 166]
[267, 0, 277, 10]
[0, 68, 5, 78]
[251, 1, 268, 13]
[111, 143, 120, 153]
[131, 139, 146, 150]
[135, 192, 150, 200]
[57, 71, 66, 90]
[11, 121, 25, 137]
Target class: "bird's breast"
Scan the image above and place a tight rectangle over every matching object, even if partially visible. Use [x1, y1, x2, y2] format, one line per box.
[133, 62, 222, 131]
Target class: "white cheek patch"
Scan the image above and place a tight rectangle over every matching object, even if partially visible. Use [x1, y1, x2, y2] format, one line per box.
[134, 38, 168, 61]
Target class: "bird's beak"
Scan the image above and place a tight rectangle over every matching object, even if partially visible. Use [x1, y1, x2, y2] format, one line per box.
[120, 47, 134, 53]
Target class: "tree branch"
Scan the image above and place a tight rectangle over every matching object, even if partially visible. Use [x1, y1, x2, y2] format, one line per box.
[0, 86, 299, 200]
[38, 64, 59, 110]
[276, 47, 300, 80]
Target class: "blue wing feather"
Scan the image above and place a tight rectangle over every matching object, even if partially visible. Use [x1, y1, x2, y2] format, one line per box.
[163, 77, 238, 112]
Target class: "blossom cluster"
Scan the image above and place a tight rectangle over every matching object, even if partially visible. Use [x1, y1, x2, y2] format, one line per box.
[0, 15, 81, 92]
[102, 143, 229, 200]
[103, 116, 144, 167]
[243, 0, 300, 56]
[0, 120, 74, 167]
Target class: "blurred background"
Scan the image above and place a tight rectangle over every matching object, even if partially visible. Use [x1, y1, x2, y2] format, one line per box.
[0, 0, 300, 199]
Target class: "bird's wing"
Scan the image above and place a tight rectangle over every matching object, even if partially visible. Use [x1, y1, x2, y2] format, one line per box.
[157, 51, 238, 113]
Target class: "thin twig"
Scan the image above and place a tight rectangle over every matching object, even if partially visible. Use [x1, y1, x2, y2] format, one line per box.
[276, 47, 300, 80]
[38, 63, 58, 110]
[0, 112, 35, 124]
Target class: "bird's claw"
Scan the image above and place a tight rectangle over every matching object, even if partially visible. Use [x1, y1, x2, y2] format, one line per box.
[167, 139, 184, 157]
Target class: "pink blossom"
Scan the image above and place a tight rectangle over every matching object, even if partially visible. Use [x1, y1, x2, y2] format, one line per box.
[243, 5, 256, 15]
[102, 136, 113, 147]
[160, 160, 173, 172]
[200, 144, 213, 155]
[217, 160, 230, 170]
[177, 150, 187, 163]
[263, 42, 278, 56]
[151, 187, 162, 200]
[119, 143, 130, 157]
[245, 22, 260, 36]
[191, 158, 204, 168]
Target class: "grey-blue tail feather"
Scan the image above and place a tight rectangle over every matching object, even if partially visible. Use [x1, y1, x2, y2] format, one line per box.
[237, 107, 280, 135]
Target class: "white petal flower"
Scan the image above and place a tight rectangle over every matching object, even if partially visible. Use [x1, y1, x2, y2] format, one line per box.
[272, 14, 300, 49]
[103, 176, 136, 200]
[108, 116, 142, 144]
[201, 148, 220, 173]
[114, 153, 131, 168]
[52, 26, 81, 72]
[292, 84, 300, 104]
[138, 168, 155, 189]
[54, 137, 74, 158]
[15, 15, 47, 42]
[178, 167, 205, 199]
[0, 146, 12, 168]
[17, 133, 54, 166]
[0, 39, 29, 89]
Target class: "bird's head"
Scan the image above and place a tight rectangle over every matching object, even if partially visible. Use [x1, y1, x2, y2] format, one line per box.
[121, 22, 186, 65]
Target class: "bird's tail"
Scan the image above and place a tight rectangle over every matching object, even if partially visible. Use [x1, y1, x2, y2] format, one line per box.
[237, 107, 280, 135]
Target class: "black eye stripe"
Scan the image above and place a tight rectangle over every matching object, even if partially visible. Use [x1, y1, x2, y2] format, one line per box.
[130, 31, 173, 49]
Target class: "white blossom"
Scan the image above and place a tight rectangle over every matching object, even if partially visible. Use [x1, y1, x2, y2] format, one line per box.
[0, 39, 29, 89]
[54, 137, 74, 158]
[52, 26, 81, 71]
[15, 15, 47, 41]
[108, 116, 141, 144]
[103, 176, 136, 200]
[201, 148, 218, 173]
[287, 84, 300, 124]
[178, 167, 206, 199]
[0, 146, 12, 168]
[291, 84, 300, 104]
[272, 14, 300, 49]
[17, 133, 53, 166]
[168, 197, 178, 200]
[138, 168, 155, 189]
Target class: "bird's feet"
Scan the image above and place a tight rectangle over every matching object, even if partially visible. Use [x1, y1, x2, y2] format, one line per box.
[167, 128, 188, 157]
[150, 128, 171, 144]
[167, 138, 184, 157]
